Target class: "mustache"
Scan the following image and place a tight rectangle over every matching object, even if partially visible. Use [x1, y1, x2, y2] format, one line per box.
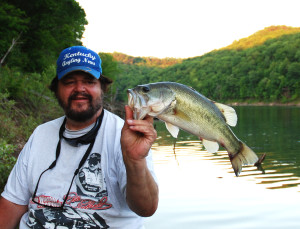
[68, 92, 93, 102]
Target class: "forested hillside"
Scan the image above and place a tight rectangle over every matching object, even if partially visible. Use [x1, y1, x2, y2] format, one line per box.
[113, 26, 300, 104]
[0, 0, 87, 72]
[111, 52, 182, 68]
[222, 25, 300, 50]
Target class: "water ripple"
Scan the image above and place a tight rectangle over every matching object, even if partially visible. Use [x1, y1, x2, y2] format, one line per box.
[152, 140, 300, 191]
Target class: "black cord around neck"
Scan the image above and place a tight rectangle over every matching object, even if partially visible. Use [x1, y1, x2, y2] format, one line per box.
[61, 110, 104, 146]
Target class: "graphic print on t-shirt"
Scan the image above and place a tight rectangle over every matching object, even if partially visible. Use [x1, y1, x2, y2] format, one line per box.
[27, 206, 110, 228]
[28, 152, 112, 228]
[76, 153, 108, 198]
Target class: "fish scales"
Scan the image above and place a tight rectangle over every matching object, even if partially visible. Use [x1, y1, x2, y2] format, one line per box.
[161, 83, 239, 152]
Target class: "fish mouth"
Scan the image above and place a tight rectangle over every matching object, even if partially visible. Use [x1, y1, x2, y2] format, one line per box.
[127, 89, 150, 120]
[127, 89, 135, 109]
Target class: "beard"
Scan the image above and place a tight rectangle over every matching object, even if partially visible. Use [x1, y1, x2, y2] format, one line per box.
[57, 92, 103, 122]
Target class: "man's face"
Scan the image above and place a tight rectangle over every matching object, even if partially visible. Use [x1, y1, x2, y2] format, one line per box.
[56, 72, 103, 122]
[89, 160, 101, 171]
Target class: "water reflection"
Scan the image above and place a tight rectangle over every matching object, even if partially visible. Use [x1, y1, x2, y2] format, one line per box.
[152, 140, 300, 191]
[234, 106, 300, 173]
[152, 106, 300, 191]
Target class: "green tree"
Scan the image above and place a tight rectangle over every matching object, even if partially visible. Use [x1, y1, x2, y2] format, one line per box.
[100, 53, 119, 81]
[1, 0, 87, 72]
[286, 62, 300, 99]
[0, 2, 28, 64]
[99, 52, 120, 100]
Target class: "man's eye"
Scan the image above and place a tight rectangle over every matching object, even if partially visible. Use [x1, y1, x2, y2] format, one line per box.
[83, 80, 96, 85]
[63, 80, 74, 85]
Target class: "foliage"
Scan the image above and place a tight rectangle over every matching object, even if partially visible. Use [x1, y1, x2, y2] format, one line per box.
[111, 52, 182, 68]
[0, 2, 29, 58]
[222, 25, 300, 50]
[0, 0, 87, 72]
[100, 52, 120, 80]
[114, 63, 163, 101]
[0, 140, 16, 191]
[115, 27, 300, 104]
[0, 92, 18, 142]
[0, 93, 19, 191]
[0, 66, 62, 143]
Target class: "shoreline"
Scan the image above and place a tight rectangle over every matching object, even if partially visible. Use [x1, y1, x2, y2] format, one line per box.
[228, 101, 300, 107]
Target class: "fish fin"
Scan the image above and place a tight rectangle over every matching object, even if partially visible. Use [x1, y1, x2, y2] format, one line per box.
[165, 122, 180, 138]
[230, 142, 259, 176]
[202, 139, 219, 153]
[214, 102, 237, 127]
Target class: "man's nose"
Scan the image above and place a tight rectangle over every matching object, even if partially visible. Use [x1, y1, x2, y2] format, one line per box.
[74, 81, 86, 92]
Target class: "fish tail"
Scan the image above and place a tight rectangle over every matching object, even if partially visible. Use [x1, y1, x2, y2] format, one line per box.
[230, 142, 259, 176]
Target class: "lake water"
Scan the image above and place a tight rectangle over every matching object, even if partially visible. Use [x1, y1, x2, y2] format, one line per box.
[145, 106, 300, 229]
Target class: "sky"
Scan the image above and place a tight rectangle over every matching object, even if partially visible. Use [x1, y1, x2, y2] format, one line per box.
[76, 0, 300, 58]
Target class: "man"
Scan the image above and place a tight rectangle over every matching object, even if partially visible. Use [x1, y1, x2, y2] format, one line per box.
[0, 46, 159, 229]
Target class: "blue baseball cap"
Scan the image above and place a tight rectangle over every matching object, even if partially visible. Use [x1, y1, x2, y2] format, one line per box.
[56, 46, 102, 80]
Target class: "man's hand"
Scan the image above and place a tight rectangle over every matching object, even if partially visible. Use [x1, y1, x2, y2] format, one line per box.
[121, 105, 157, 163]
[121, 105, 159, 217]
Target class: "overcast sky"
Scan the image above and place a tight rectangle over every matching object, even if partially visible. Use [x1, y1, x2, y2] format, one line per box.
[77, 0, 300, 58]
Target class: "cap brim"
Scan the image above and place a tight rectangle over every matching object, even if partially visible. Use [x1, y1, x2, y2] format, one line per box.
[57, 66, 101, 80]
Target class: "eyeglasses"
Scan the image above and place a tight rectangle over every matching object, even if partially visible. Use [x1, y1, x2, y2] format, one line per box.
[31, 111, 103, 209]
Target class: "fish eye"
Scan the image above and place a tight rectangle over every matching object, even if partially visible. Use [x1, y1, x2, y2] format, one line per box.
[142, 86, 150, 93]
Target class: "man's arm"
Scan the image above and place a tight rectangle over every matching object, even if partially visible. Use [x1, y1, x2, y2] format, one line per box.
[0, 197, 27, 229]
[121, 106, 159, 217]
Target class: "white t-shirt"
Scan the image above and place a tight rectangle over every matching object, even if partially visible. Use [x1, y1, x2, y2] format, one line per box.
[2, 109, 157, 229]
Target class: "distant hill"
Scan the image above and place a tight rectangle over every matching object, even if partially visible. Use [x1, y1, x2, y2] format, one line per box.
[222, 25, 300, 50]
[114, 26, 300, 104]
[110, 26, 300, 67]
[110, 52, 183, 68]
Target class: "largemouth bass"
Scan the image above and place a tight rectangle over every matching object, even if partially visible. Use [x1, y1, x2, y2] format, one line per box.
[127, 81, 259, 176]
